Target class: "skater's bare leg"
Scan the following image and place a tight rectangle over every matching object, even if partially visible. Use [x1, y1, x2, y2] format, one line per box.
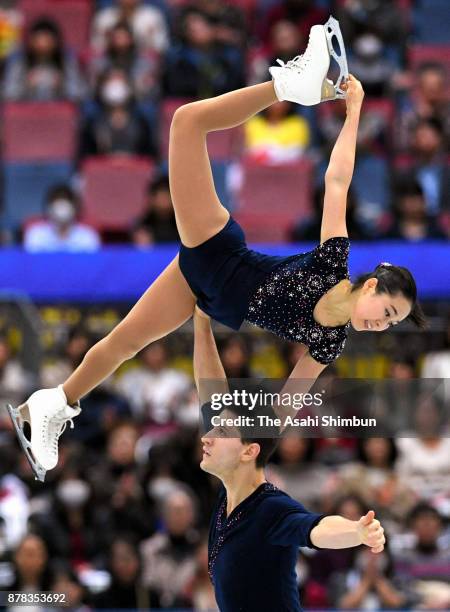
[169, 82, 277, 247]
[63, 255, 195, 404]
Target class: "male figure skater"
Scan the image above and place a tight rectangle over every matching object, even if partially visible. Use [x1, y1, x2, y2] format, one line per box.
[193, 307, 385, 612]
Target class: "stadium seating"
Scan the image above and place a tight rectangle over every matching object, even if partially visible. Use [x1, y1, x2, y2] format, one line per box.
[2, 162, 73, 230]
[160, 99, 243, 161]
[235, 158, 313, 242]
[2, 102, 78, 163]
[19, 0, 92, 53]
[81, 156, 154, 231]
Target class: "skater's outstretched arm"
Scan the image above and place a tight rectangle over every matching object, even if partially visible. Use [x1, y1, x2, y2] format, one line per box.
[320, 75, 364, 244]
[193, 306, 228, 405]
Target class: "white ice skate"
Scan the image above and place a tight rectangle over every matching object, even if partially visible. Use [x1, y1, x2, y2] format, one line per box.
[6, 385, 81, 482]
[269, 16, 349, 106]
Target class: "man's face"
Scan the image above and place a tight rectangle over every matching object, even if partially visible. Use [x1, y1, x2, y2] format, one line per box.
[200, 409, 248, 477]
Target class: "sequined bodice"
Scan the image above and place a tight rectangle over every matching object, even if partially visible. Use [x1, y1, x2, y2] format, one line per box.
[246, 237, 351, 365]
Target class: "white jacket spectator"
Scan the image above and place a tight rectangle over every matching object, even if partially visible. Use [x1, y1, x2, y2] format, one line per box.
[23, 184, 100, 253]
[91, 0, 169, 53]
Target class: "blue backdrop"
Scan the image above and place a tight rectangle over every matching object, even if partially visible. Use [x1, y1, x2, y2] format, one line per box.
[0, 242, 448, 303]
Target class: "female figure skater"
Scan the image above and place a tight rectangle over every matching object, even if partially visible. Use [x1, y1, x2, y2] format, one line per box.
[9, 19, 425, 481]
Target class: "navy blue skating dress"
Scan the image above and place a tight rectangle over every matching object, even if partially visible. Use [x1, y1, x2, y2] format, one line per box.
[178, 216, 350, 365]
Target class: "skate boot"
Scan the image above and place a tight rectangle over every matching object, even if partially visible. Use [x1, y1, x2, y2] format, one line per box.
[269, 16, 349, 106]
[7, 384, 81, 482]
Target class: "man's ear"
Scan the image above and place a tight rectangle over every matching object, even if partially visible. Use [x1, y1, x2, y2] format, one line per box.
[242, 442, 261, 464]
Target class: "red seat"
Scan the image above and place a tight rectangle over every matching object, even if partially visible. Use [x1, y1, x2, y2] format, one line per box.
[234, 158, 313, 242]
[3, 102, 78, 162]
[81, 156, 155, 230]
[160, 98, 243, 161]
[20, 0, 91, 53]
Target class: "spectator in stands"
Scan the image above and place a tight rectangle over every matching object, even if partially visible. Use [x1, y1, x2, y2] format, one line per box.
[51, 566, 90, 610]
[89, 21, 159, 102]
[189, 0, 248, 48]
[91, 0, 169, 54]
[349, 33, 396, 98]
[0, 1, 22, 62]
[0, 335, 36, 410]
[267, 436, 329, 512]
[0, 444, 29, 551]
[396, 62, 450, 152]
[259, 0, 327, 45]
[131, 175, 179, 246]
[183, 537, 218, 611]
[383, 180, 447, 241]
[41, 327, 95, 389]
[7, 534, 53, 592]
[408, 117, 448, 216]
[336, 0, 405, 47]
[291, 185, 370, 241]
[141, 487, 200, 608]
[80, 67, 157, 158]
[397, 393, 450, 503]
[392, 504, 450, 609]
[115, 340, 191, 423]
[23, 185, 100, 253]
[421, 314, 450, 380]
[331, 545, 408, 609]
[93, 536, 151, 609]
[244, 101, 310, 163]
[249, 20, 303, 85]
[3, 18, 85, 102]
[162, 9, 244, 99]
[219, 335, 251, 378]
[334, 438, 416, 531]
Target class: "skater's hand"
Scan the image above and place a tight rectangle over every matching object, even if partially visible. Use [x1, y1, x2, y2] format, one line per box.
[357, 510, 385, 553]
[343, 74, 364, 114]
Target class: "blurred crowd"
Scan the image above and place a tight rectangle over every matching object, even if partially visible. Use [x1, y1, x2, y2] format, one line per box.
[0, 0, 447, 248]
[0, 309, 448, 610]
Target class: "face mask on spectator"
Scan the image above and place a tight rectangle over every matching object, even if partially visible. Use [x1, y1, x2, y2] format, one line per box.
[56, 479, 90, 508]
[354, 34, 382, 60]
[48, 199, 76, 225]
[101, 80, 131, 106]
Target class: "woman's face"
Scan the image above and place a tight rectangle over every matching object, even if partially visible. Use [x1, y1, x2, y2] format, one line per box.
[30, 31, 57, 57]
[363, 438, 391, 467]
[15, 536, 48, 577]
[110, 28, 133, 52]
[350, 279, 411, 332]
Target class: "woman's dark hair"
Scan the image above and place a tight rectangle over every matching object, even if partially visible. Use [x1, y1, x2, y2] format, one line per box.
[351, 264, 427, 329]
[25, 18, 64, 69]
[106, 21, 136, 61]
[356, 437, 398, 468]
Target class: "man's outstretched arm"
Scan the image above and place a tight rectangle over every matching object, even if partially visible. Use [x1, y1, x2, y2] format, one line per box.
[310, 510, 385, 553]
[193, 306, 228, 403]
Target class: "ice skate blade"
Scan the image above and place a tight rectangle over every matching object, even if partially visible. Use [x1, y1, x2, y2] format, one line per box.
[321, 79, 336, 101]
[6, 404, 46, 482]
[324, 16, 349, 99]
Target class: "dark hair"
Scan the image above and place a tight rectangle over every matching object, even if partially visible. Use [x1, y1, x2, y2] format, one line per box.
[417, 61, 446, 77]
[148, 175, 170, 196]
[356, 438, 398, 468]
[46, 184, 77, 205]
[217, 395, 279, 469]
[395, 178, 424, 200]
[26, 18, 64, 69]
[408, 502, 443, 526]
[351, 264, 427, 329]
[414, 116, 444, 135]
[107, 21, 136, 59]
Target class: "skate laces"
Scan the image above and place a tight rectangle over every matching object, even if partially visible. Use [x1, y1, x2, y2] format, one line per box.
[48, 411, 76, 455]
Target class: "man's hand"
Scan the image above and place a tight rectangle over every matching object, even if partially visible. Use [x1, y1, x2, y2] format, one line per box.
[357, 510, 385, 553]
[342, 74, 364, 115]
